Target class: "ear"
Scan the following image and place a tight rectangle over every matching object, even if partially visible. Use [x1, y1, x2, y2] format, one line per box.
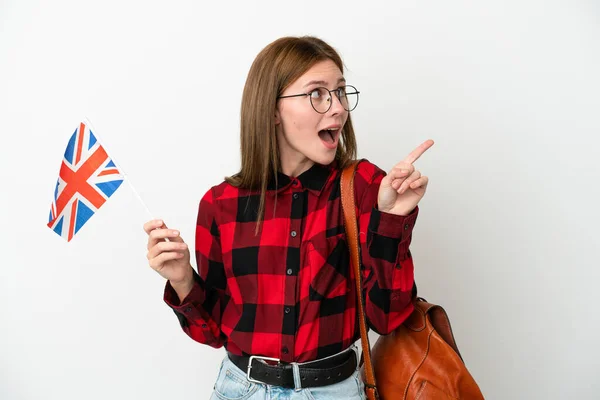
[275, 107, 281, 125]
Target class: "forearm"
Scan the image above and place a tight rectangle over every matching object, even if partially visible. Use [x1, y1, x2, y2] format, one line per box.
[164, 270, 224, 347]
[362, 207, 418, 333]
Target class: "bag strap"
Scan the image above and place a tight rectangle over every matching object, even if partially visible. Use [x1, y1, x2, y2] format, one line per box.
[340, 160, 379, 400]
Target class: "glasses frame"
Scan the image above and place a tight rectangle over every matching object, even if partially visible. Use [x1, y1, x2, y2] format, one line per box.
[277, 84, 360, 114]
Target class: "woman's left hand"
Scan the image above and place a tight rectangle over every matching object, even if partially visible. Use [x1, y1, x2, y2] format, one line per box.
[377, 140, 434, 216]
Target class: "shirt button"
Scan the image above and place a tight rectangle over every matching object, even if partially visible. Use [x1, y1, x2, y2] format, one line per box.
[287, 269, 293, 275]
[291, 231, 297, 237]
[201, 323, 208, 328]
[285, 307, 291, 314]
[184, 306, 192, 313]
[282, 346, 289, 354]
[404, 224, 410, 230]
[293, 193, 299, 200]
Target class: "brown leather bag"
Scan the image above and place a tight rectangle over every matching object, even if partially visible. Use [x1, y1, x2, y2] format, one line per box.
[340, 161, 485, 400]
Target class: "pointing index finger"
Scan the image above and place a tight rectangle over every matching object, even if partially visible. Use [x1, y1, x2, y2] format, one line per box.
[403, 139, 435, 164]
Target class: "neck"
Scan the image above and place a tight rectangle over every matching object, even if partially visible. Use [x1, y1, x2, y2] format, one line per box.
[280, 156, 314, 177]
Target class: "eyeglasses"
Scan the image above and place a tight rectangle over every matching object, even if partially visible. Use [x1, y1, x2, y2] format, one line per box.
[277, 85, 360, 114]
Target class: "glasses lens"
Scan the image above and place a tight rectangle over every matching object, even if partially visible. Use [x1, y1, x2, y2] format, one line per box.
[309, 87, 331, 113]
[340, 85, 359, 112]
[308, 86, 360, 113]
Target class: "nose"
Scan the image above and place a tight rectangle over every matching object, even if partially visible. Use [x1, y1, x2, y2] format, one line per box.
[328, 91, 346, 116]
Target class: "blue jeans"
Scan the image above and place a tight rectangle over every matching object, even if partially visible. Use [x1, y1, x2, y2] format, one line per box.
[209, 351, 366, 400]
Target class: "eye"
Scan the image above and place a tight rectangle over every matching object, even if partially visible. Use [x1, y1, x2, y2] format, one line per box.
[309, 88, 323, 99]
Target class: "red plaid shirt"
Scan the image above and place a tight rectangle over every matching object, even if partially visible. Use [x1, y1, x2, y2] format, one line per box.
[164, 159, 418, 363]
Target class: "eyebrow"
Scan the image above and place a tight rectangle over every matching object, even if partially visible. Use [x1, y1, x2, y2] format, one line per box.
[303, 77, 346, 88]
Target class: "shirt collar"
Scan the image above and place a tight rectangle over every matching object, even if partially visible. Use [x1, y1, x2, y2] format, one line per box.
[267, 162, 337, 194]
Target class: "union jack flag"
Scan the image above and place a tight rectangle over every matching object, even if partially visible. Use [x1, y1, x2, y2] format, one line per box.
[48, 122, 123, 241]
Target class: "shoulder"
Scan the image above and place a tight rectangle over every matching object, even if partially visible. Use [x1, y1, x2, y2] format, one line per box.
[198, 179, 258, 217]
[201, 179, 250, 203]
[196, 180, 239, 225]
[206, 180, 238, 200]
[334, 159, 386, 205]
[352, 159, 387, 185]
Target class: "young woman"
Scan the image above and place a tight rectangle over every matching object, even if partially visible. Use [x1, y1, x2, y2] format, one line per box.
[144, 36, 433, 399]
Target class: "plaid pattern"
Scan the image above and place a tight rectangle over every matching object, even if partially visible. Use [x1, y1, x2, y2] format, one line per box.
[164, 159, 418, 363]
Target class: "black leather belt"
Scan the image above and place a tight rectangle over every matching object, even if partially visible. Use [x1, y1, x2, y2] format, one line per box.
[227, 348, 357, 389]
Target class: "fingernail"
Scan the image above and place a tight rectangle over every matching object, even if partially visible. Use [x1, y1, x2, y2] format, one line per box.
[172, 230, 180, 235]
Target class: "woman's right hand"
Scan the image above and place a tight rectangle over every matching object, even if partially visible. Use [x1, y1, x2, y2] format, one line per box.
[143, 219, 193, 286]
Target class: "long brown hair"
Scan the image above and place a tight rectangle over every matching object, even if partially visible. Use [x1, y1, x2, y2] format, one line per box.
[225, 36, 357, 231]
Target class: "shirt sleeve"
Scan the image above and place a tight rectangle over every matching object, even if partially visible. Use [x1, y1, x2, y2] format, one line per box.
[354, 161, 418, 335]
[163, 187, 227, 348]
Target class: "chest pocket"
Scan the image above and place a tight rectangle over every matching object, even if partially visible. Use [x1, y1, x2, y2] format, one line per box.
[306, 233, 351, 300]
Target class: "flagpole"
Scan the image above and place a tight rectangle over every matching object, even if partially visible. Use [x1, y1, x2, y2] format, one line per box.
[83, 116, 155, 220]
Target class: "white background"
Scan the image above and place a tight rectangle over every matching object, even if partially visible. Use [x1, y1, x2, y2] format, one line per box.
[1, 1, 599, 399]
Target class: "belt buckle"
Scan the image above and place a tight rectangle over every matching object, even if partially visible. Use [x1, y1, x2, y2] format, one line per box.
[247, 355, 280, 384]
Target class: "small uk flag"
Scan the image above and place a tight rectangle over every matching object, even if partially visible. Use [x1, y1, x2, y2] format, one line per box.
[47, 122, 123, 241]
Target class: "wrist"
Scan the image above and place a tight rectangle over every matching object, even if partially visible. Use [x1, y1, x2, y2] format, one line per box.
[170, 265, 194, 288]
[377, 205, 413, 217]
[170, 268, 195, 304]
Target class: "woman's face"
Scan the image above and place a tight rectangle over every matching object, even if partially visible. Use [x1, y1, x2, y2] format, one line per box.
[275, 59, 349, 176]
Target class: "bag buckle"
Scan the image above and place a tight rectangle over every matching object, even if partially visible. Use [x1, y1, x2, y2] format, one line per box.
[246, 355, 280, 384]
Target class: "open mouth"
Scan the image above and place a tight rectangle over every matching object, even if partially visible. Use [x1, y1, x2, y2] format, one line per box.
[318, 128, 340, 149]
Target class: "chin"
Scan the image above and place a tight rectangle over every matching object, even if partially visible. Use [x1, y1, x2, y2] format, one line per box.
[310, 150, 337, 166]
